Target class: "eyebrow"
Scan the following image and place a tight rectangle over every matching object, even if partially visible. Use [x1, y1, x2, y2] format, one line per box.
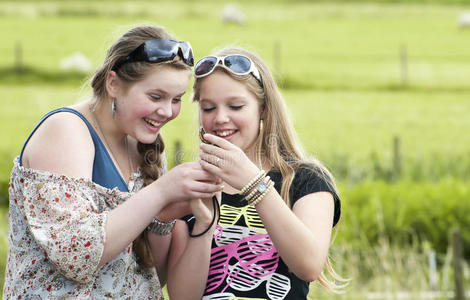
[200, 96, 247, 103]
[149, 89, 186, 97]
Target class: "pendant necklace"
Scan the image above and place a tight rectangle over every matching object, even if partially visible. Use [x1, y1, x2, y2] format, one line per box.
[90, 106, 134, 183]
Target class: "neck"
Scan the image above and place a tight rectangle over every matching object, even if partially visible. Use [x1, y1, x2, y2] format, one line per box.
[89, 99, 135, 178]
[90, 100, 126, 145]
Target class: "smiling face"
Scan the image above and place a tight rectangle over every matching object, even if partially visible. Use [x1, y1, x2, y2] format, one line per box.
[199, 70, 262, 155]
[114, 64, 191, 144]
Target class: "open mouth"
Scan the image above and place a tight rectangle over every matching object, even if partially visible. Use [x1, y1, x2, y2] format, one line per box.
[214, 129, 237, 138]
[144, 118, 163, 128]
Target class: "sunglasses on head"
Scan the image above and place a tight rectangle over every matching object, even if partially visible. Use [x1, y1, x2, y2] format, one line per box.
[112, 39, 194, 71]
[194, 54, 263, 87]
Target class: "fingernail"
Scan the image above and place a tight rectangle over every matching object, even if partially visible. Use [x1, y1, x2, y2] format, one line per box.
[219, 185, 224, 190]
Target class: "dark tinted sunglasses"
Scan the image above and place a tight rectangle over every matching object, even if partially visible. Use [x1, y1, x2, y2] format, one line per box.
[112, 39, 194, 71]
[194, 55, 263, 87]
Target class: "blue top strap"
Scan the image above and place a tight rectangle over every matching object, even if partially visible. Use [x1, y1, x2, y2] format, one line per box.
[19, 107, 129, 192]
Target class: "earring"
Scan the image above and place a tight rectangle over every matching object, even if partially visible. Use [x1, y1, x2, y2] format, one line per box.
[259, 119, 264, 135]
[199, 127, 209, 144]
[111, 98, 117, 119]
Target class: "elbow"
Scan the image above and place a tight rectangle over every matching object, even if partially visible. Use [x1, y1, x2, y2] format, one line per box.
[58, 266, 98, 284]
[295, 269, 321, 283]
[292, 260, 325, 282]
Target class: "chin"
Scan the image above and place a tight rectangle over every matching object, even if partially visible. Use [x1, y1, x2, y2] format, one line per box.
[138, 134, 160, 145]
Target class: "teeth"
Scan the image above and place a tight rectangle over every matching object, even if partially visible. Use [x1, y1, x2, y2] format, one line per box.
[216, 130, 235, 137]
[145, 118, 162, 127]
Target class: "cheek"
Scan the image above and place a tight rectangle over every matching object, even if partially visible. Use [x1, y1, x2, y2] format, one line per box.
[200, 115, 210, 130]
[171, 103, 182, 119]
[199, 111, 212, 129]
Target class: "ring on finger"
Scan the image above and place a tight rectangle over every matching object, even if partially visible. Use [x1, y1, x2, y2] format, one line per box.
[215, 157, 221, 165]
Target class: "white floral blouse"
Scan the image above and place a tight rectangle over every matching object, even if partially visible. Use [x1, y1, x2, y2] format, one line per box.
[3, 157, 163, 299]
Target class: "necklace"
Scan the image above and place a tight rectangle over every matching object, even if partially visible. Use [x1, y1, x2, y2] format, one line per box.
[90, 106, 135, 181]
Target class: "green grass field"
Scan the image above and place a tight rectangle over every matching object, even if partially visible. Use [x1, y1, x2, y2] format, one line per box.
[1, 0, 469, 298]
[1, 86, 469, 183]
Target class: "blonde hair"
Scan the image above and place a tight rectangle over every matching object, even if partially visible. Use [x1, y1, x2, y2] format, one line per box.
[90, 25, 191, 268]
[193, 47, 348, 291]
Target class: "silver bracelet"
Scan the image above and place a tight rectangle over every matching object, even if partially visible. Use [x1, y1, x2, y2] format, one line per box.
[147, 218, 176, 235]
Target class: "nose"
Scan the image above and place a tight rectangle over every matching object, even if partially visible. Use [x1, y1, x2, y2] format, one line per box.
[214, 107, 229, 124]
[156, 100, 173, 119]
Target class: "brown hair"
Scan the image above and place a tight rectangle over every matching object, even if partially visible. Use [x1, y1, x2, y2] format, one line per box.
[193, 47, 347, 291]
[90, 25, 191, 267]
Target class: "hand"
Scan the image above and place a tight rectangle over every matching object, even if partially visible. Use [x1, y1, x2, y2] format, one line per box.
[157, 201, 191, 222]
[154, 162, 223, 204]
[189, 195, 219, 228]
[198, 134, 260, 191]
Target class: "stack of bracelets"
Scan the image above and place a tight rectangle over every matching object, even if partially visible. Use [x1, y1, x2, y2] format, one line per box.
[239, 170, 275, 206]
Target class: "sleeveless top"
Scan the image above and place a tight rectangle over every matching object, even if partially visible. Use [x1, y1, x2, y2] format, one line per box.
[19, 107, 129, 192]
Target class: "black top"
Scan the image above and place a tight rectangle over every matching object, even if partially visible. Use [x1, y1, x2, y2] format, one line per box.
[185, 166, 341, 300]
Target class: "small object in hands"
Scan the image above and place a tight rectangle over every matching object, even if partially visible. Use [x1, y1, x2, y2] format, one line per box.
[147, 218, 176, 235]
[199, 127, 210, 144]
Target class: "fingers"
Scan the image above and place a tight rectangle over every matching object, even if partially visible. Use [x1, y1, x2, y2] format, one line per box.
[199, 159, 221, 176]
[191, 181, 223, 194]
[199, 142, 226, 158]
[178, 162, 220, 182]
[182, 180, 223, 200]
[190, 168, 220, 182]
[201, 133, 234, 150]
[199, 152, 224, 168]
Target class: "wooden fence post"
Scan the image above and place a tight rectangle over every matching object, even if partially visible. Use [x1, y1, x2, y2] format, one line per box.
[392, 135, 401, 180]
[452, 229, 466, 300]
[429, 249, 438, 290]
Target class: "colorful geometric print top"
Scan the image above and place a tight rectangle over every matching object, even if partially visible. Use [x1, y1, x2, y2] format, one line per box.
[195, 167, 341, 300]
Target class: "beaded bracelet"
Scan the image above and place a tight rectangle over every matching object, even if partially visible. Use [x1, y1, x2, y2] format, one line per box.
[248, 178, 274, 207]
[147, 218, 176, 235]
[239, 170, 266, 195]
[245, 175, 271, 202]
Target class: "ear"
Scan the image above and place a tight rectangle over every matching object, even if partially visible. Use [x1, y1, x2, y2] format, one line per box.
[105, 70, 120, 98]
[259, 105, 266, 121]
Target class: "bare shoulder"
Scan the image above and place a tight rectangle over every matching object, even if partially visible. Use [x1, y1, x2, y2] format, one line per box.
[22, 110, 95, 180]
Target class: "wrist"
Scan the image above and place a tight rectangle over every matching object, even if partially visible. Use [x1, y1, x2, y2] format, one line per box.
[147, 218, 176, 235]
[239, 169, 265, 195]
[192, 219, 216, 235]
[149, 179, 172, 208]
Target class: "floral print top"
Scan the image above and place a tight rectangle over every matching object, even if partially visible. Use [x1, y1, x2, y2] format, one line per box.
[3, 157, 163, 299]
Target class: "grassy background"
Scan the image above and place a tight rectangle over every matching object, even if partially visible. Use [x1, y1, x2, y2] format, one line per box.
[1, 0, 469, 298]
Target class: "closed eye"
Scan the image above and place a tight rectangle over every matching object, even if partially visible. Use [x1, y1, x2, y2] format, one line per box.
[149, 94, 161, 101]
[230, 105, 244, 110]
[201, 107, 215, 112]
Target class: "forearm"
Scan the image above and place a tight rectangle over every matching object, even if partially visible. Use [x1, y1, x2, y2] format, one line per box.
[167, 222, 214, 300]
[256, 191, 330, 281]
[99, 183, 168, 267]
[147, 232, 172, 285]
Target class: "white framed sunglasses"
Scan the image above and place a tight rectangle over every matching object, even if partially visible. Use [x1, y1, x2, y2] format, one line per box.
[194, 54, 263, 87]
